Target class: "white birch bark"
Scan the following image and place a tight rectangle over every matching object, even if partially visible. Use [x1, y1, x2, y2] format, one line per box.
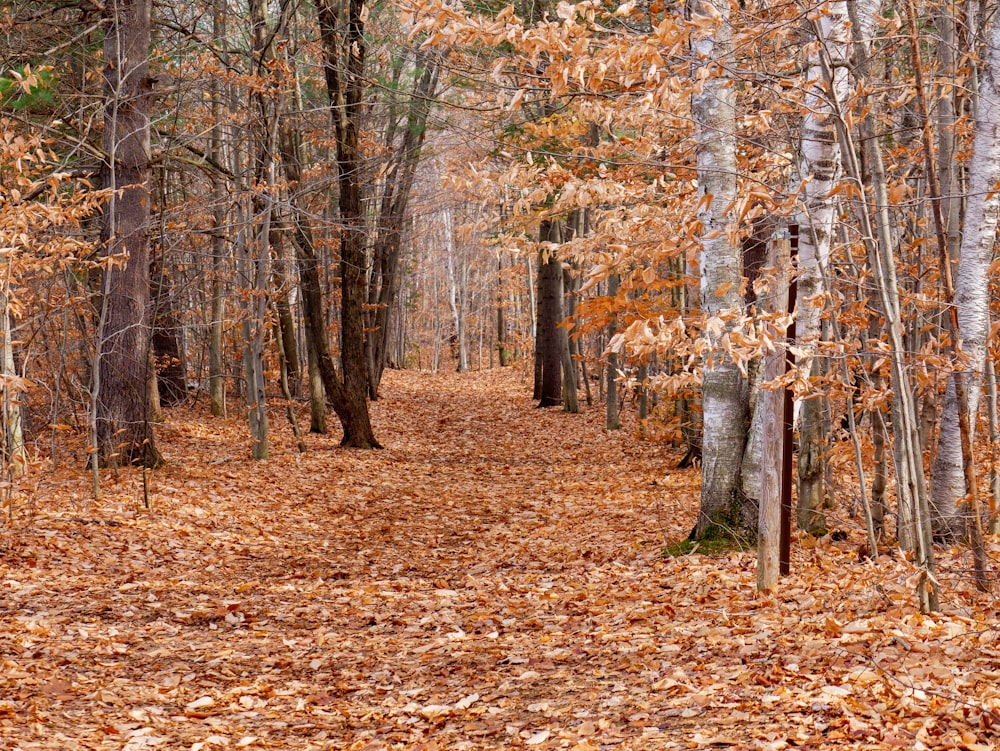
[691, 0, 748, 536]
[794, 2, 852, 532]
[0, 288, 24, 478]
[931, 12, 1000, 536]
[444, 208, 469, 372]
[797, 2, 850, 348]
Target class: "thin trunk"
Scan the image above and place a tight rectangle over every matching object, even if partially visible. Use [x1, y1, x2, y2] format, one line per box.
[239, 196, 270, 460]
[757, 236, 790, 590]
[532, 250, 544, 400]
[271, 228, 300, 397]
[209, 0, 228, 418]
[274, 302, 307, 453]
[445, 210, 469, 373]
[0, 288, 25, 478]
[559, 265, 578, 413]
[307, 336, 327, 434]
[606, 273, 621, 431]
[497, 253, 510, 366]
[843, 0, 937, 610]
[537, 220, 563, 408]
[150, 256, 186, 406]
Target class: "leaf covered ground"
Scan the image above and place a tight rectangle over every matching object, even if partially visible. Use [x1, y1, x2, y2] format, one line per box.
[2, 369, 1000, 750]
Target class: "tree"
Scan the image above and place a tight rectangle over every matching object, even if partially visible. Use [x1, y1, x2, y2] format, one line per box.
[794, 0, 851, 535]
[95, 0, 161, 468]
[366, 48, 444, 396]
[690, 0, 749, 539]
[536, 219, 564, 408]
[930, 6, 1000, 548]
[297, 0, 380, 448]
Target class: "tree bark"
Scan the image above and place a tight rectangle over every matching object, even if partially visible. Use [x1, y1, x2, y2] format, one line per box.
[299, 0, 381, 448]
[366, 50, 442, 397]
[150, 256, 186, 406]
[537, 220, 563, 408]
[96, 0, 160, 468]
[757, 237, 790, 591]
[931, 8, 1000, 542]
[208, 0, 228, 419]
[606, 273, 622, 430]
[794, 1, 851, 533]
[691, 0, 747, 538]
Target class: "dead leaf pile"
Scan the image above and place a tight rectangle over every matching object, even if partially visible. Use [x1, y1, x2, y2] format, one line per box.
[2, 369, 1000, 749]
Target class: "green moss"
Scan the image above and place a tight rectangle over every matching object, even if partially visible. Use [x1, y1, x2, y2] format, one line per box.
[662, 535, 738, 557]
[663, 510, 751, 557]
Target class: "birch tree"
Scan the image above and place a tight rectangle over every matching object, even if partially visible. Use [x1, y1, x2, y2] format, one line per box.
[794, 0, 851, 534]
[691, 0, 749, 538]
[931, 9, 1000, 539]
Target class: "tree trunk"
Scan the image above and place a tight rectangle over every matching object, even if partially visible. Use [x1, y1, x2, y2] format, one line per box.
[532, 251, 543, 400]
[366, 50, 442, 397]
[606, 273, 622, 430]
[209, 0, 228, 418]
[691, 0, 747, 538]
[298, 0, 380, 448]
[445, 209, 469, 373]
[0, 292, 25, 477]
[238, 195, 270, 461]
[96, 0, 160, 468]
[497, 253, 511, 366]
[537, 220, 563, 408]
[931, 8, 1000, 541]
[757, 237, 790, 590]
[794, 1, 851, 533]
[271, 227, 300, 398]
[150, 256, 187, 406]
[558, 265, 578, 413]
[842, 0, 938, 610]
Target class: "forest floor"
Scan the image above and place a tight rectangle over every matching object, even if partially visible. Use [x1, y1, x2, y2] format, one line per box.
[2, 369, 1000, 750]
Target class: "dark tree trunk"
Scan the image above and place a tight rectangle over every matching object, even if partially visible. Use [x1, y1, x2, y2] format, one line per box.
[270, 220, 300, 397]
[497, 253, 510, 367]
[150, 257, 186, 406]
[606, 273, 622, 431]
[537, 220, 563, 408]
[532, 254, 543, 400]
[96, 0, 160, 467]
[282, 0, 380, 449]
[366, 51, 442, 399]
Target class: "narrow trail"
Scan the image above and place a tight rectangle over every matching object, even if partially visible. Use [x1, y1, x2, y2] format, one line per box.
[1, 370, 995, 750]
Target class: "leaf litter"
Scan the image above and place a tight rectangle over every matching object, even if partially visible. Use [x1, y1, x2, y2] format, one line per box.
[2, 369, 1000, 749]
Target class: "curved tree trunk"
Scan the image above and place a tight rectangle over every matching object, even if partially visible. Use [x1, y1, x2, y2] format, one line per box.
[366, 51, 442, 398]
[311, 0, 380, 448]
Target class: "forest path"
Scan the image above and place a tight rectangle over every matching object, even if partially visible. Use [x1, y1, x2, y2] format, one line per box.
[0, 369, 993, 749]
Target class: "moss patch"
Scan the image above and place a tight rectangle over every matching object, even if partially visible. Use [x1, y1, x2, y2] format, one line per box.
[662, 533, 742, 557]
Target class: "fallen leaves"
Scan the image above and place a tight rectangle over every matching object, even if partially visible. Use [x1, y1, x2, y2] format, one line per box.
[1, 370, 1000, 749]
